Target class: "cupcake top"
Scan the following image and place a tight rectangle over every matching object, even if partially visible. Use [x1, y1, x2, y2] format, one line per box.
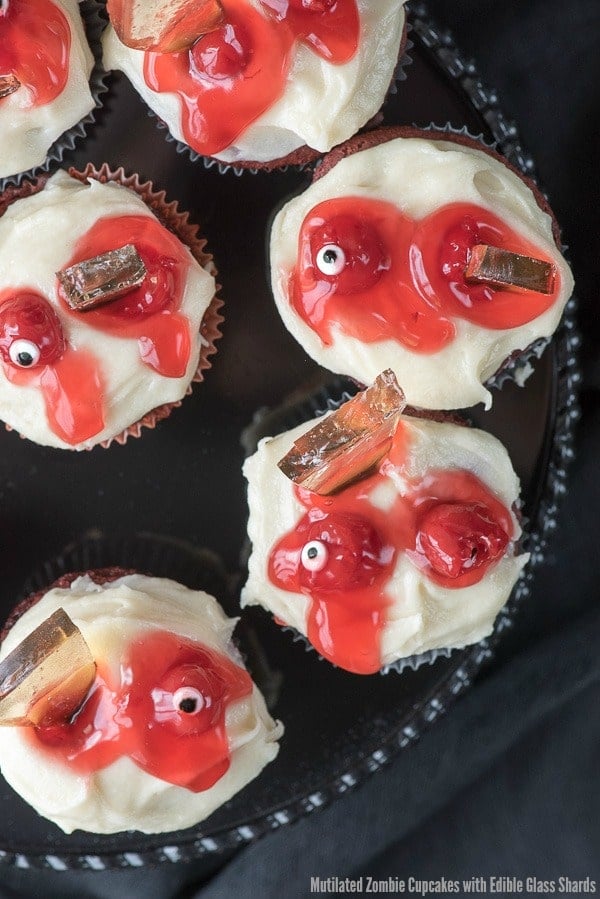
[269, 129, 574, 408]
[0, 572, 282, 834]
[0, 169, 216, 450]
[242, 392, 528, 674]
[102, 0, 407, 167]
[0, 0, 95, 181]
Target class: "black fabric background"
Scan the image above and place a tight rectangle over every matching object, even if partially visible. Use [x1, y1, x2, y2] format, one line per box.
[1, 0, 598, 895]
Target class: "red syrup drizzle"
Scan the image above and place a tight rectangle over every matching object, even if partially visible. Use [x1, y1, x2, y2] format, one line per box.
[142, 0, 359, 157]
[32, 631, 254, 792]
[290, 198, 561, 352]
[58, 214, 192, 379]
[269, 431, 513, 674]
[0, 0, 71, 108]
[0, 290, 105, 444]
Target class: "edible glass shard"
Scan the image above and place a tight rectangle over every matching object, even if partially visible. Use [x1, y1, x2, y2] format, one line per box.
[0, 608, 96, 727]
[57, 244, 147, 311]
[0, 74, 21, 100]
[278, 369, 406, 495]
[107, 0, 224, 52]
[465, 244, 555, 294]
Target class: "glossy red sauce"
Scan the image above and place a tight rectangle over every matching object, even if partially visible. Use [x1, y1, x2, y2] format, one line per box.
[58, 214, 192, 378]
[291, 198, 560, 351]
[143, 0, 359, 157]
[0, 290, 105, 445]
[32, 631, 253, 792]
[0, 0, 71, 108]
[269, 425, 513, 673]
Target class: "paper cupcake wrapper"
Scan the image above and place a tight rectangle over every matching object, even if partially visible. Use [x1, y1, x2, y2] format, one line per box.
[0, 164, 223, 449]
[0, 0, 110, 191]
[149, 14, 413, 176]
[241, 377, 503, 676]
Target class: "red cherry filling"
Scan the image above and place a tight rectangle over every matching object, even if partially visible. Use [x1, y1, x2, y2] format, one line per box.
[309, 213, 390, 295]
[417, 502, 509, 579]
[33, 631, 253, 792]
[270, 510, 389, 594]
[437, 214, 498, 309]
[0, 292, 65, 369]
[148, 662, 223, 736]
[190, 22, 252, 82]
[289, 0, 336, 10]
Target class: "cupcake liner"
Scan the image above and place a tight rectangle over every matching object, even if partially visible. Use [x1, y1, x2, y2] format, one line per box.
[0, 164, 223, 450]
[148, 12, 413, 176]
[241, 378, 521, 676]
[0, 0, 110, 191]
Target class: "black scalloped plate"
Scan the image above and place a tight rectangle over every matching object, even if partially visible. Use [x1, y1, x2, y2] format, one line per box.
[0, 2, 579, 870]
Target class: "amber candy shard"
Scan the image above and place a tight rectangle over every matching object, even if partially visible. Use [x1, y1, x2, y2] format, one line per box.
[465, 244, 555, 295]
[278, 370, 406, 495]
[57, 244, 147, 311]
[107, 0, 224, 52]
[0, 608, 96, 727]
[0, 74, 21, 100]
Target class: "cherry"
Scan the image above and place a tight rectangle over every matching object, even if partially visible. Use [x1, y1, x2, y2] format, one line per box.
[189, 22, 252, 82]
[271, 510, 388, 594]
[148, 661, 224, 736]
[308, 213, 390, 294]
[417, 502, 509, 579]
[0, 292, 65, 369]
[437, 214, 497, 309]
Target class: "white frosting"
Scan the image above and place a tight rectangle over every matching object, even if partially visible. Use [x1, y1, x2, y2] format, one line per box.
[242, 412, 528, 668]
[0, 0, 95, 179]
[269, 136, 575, 409]
[102, 0, 406, 163]
[0, 170, 216, 450]
[0, 574, 282, 834]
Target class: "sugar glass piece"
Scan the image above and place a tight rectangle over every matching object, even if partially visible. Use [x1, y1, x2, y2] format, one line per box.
[0, 608, 96, 727]
[0, 74, 21, 100]
[107, 0, 224, 52]
[57, 244, 147, 311]
[278, 369, 406, 495]
[465, 244, 555, 294]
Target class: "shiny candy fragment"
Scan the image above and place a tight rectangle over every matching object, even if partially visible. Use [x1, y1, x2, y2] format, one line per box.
[464, 244, 555, 294]
[0, 74, 21, 100]
[57, 244, 147, 311]
[277, 369, 406, 495]
[0, 608, 96, 727]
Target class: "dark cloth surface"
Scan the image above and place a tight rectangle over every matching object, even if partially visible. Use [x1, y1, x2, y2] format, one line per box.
[1, 0, 598, 896]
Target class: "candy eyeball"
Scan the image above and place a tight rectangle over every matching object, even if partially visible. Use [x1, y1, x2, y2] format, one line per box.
[172, 686, 205, 715]
[315, 244, 346, 276]
[300, 540, 328, 572]
[8, 339, 41, 368]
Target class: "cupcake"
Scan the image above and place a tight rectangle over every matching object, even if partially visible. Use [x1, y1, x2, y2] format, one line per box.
[269, 126, 575, 409]
[241, 372, 528, 675]
[0, 569, 283, 834]
[0, 0, 100, 183]
[102, 0, 408, 170]
[0, 165, 221, 450]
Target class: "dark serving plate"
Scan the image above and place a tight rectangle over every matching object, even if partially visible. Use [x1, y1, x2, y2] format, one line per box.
[0, 2, 579, 870]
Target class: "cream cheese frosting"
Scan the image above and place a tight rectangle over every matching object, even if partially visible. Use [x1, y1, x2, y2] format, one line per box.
[0, 573, 283, 834]
[242, 410, 528, 669]
[102, 0, 406, 164]
[0, 170, 216, 450]
[0, 0, 95, 180]
[269, 135, 575, 409]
